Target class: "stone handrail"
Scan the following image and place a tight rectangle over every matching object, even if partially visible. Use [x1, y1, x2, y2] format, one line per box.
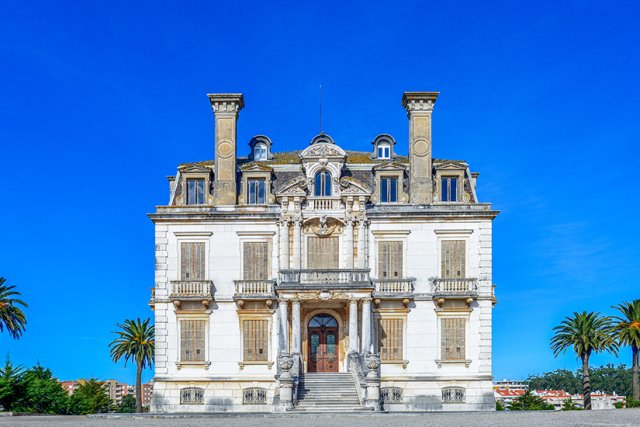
[306, 197, 342, 210]
[373, 278, 415, 293]
[279, 268, 370, 285]
[348, 352, 367, 404]
[432, 278, 478, 294]
[234, 279, 276, 295]
[169, 280, 214, 298]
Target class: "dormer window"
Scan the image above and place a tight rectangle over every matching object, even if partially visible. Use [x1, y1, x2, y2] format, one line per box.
[314, 171, 332, 196]
[441, 177, 458, 202]
[380, 177, 398, 203]
[247, 178, 266, 204]
[253, 143, 267, 161]
[377, 143, 390, 160]
[187, 178, 205, 205]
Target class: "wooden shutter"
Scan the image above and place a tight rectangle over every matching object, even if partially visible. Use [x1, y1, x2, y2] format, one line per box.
[378, 241, 403, 279]
[181, 242, 205, 280]
[180, 320, 205, 361]
[307, 237, 339, 269]
[441, 318, 465, 360]
[379, 318, 403, 361]
[243, 320, 268, 362]
[441, 240, 465, 278]
[243, 242, 268, 280]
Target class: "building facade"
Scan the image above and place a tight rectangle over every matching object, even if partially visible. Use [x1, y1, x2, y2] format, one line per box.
[149, 92, 499, 412]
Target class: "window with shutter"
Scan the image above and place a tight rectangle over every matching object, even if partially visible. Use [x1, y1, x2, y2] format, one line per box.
[441, 240, 465, 278]
[181, 242, 206, 280]
[180, 320, 206, 361]
[441, 318, 466, 360]
[243, 320, 269, 362]
[378, 241, 403, 279]
[307, 237, 339, 269]
[243, 242, 268, 280]
[378, 318, 403, 361]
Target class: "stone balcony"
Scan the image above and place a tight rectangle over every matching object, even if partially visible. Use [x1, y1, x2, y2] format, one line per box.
[234, 279, 276, 298]
[169, 280, 214, 309]
[432, 278, 478, 307]
[278, 268, 371, 289]
[372, 278, 415, 299]
[304, 197, 343, 210]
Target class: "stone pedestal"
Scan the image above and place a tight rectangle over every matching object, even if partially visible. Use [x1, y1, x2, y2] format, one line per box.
[364, 353, 381, 411]
[277, 353, 294, 411]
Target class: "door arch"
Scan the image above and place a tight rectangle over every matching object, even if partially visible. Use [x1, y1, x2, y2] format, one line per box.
[307, 314, 339, 372]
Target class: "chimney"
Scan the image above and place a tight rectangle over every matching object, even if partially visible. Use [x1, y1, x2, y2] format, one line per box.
[208, 93, 244, 205]
[402, 91, 439, 204]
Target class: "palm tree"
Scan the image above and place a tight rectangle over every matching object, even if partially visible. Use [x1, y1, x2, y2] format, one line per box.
[108, 318, 154, 413]
[551, 311, 618, 410]
[611, 300, 640, 400]
[0, 277, 27, 339]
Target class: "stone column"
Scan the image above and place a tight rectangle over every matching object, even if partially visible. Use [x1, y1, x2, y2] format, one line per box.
[361, 298, 372, 353]
[279, 300, 289, 353]
[344, 218, 354, 268]
[402, 92, 438, 204]
[292, 218, 301, 269]
[292, 299, 301, 354]
[357, 220, 368, 268]
[349, 299, 359, 353]
[279, 219, 290, 270]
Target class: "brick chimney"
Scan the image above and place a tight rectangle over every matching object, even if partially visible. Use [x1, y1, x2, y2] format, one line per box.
[208, 93, 244, 205]
[402, 92, 439, 204]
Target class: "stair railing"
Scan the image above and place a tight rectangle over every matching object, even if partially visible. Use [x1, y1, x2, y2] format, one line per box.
[348, 352, 367, 405]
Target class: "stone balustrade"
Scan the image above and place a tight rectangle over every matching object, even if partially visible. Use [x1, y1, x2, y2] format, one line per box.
[169, 280, 214, 299]
[279, 268, 371, 287]
[373, 278, 415, 293]
[306, 197, 342, 210]
[432, 278, 478, 295]
[234, 279, 276, 296]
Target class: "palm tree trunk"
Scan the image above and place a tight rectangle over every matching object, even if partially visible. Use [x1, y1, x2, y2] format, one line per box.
[582, 354, 592, 410]
[633, 346, 639, 401]
[136, 360, 143, 413]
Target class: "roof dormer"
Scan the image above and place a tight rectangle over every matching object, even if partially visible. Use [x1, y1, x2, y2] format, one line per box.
[248, 135, 273, 161]
[371, 134, 397, 160]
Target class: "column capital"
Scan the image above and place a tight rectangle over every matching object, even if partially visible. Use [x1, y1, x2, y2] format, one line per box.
[208, 93, 244, 115]
[401, 92, 438, 114]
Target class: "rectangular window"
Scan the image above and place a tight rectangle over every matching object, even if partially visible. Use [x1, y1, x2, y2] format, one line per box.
[441, 177, 458, 202]
[378, 241, 403, 279]
[441, 318, 466, 360]
[243, 242, 268, 280]
[307, 237, 339, 269]
[380, 177, 398, 203]
[181, 242, 206, 280]
[378, 318, 403, 361]
[187, 179, 206, 205]
[180, 320, 206, 362]
[378, 145, 390, 159]
[247, 179, 266, 204]
[243, 320, 269, 362]
[441, 240, 465, 278]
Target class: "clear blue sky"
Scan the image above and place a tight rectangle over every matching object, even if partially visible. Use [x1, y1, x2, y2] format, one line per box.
[1, 1, 638, 385]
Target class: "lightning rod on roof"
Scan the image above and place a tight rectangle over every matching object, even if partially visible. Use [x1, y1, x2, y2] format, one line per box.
[319, 84, 323, 134]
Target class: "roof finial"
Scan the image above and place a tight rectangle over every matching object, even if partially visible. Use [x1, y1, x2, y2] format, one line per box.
[319, 84, 323, 134]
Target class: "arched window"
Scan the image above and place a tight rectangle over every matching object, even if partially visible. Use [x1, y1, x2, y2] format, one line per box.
[314, 170, 332, 196]
[253, 143, 267, 161]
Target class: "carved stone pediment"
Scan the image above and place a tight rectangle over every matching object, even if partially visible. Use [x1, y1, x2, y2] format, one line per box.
[372, 161, 406, 172]
[339, 177, 372, 195]
[303, 215, 344, 236]
[178, 165, 212, 174]
[240, 163, 273, 172]
[276, 176, 308, 196]
[300, 142, 347, 160]
[434, 160, 467, 171]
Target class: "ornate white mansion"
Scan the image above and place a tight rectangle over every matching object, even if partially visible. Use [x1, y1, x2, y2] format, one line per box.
[149, 92, 499, 412]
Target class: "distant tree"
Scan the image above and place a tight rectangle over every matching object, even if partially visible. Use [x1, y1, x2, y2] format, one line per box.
[551, 311, 618, 410]
[611, 300, 640, 400]
[117, 394, 136, 413]
[508, 391, 554, 410]
[561, 398, 582, 411]
[68, 379, 110, 414]
[109, 318, 154, 413]
[527, 369, 582, 394]
[13, 365, 68, 414]
[0, 278, 27, 339]
[0, 357, 24, 411]
[588, 364, 632, 397]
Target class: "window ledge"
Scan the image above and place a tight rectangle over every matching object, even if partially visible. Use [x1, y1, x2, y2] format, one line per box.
[381, 359, 409, 369]
[436, 359, 471, 368]
[176, 361, 211, 370]
[238, 361, 274, 370]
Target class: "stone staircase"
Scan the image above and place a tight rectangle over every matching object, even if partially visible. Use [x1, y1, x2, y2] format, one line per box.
[294, 372, 371, 413]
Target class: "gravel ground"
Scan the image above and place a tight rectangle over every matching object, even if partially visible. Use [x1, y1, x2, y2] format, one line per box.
[1, 409, 639, 427]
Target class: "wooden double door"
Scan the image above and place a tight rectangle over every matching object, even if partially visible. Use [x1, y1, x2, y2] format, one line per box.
[307, 314, 339, 372]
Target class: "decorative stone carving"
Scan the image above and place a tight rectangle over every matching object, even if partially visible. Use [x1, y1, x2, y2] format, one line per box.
[303, 216, 344, 236]
[365, 353, 381, 371]
[301, 143, 346, 159]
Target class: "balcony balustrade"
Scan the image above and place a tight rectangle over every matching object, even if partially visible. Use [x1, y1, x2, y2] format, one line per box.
[306, 197, 342, 210]
[278, 268, 371, 288]
[234, 279, 276, 297]
[373, 278, 415, 294]
[432, 278, 478, 295]
[169, 280, 214, 306]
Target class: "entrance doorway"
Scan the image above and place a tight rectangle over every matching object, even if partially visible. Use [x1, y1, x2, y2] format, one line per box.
[307, 314, 339, 372]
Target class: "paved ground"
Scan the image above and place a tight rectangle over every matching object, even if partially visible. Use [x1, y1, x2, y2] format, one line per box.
[1, 409, 639, 427]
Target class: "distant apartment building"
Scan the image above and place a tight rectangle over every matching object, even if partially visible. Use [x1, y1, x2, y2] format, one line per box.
[104, 379, 134, 405]
[135, 382, 153, 407]
[60, 379, 153, 407]
[60, 380, 81, 396]
[494, 388, 626, 411]
[493, 379, 528, 391]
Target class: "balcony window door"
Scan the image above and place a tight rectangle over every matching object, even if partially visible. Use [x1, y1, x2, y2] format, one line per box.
[314, 171, 332, 196]
[181, 242, 205, 280]
[378, 241, 403, 279]
[307, 236, 339, 269]
[243, 242, 268, 280]
[441, 240, 465, 279]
